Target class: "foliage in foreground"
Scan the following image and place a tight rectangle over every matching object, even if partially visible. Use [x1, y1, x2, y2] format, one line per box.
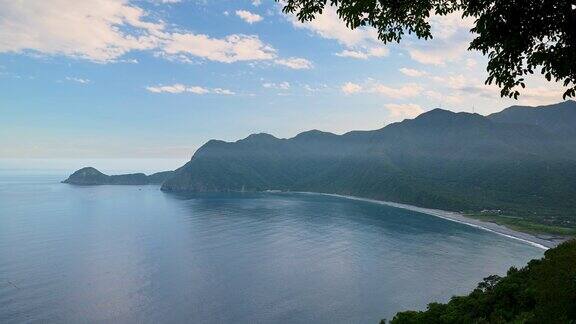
[279, 0, 576, 100]
[386, 240, 576, 323]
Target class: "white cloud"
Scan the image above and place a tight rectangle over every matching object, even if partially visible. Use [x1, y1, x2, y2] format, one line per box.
[0, 0, 162, 63]
[405, 12, 475, 66]
[399, 68, 427, 77]
[341, 80, 422, 98]
[518, 87, 567, 105]
[146, 84, 234, 95]
[236, 10, 263, 24]
[431, 74, 468, 89]
[336, 47, 388, 59]
[408, 43, 468, 66]
[286, 6, 473, 65]
[424, 90, 443, 100]
[370, 83, 422, 99]
[384, 103, 425, 120]
[0, 1, 303, 67]
[369, 47, 389, 57]
[304, 84, 328, 92]
[424, 90, 464, 105]
[65, 77, 90, 84]
[287, 6, 377, 48]
[341, 82, 362, 95]
[426, 74, 498, 101]
[252, 0, 262, 6]
[213, 88, 236, 95]
[286, 6, 387, 60]
[430, 12, 474, 40]
[425, 71, 568, 106]
[263, 82, 290, 90]
[454, 81, 566, 106]
[146, 84, 188, 94]
[274, 57, 313, 69]
[187, 86, 210, 94]
[285, 5, 476, 68]
[465, 58, 477, 69]
[336, 50, 368, 60]
[162, 33, 276, 63]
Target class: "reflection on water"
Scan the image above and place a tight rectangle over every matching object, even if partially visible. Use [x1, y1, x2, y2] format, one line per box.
[0, 173, 543, 323]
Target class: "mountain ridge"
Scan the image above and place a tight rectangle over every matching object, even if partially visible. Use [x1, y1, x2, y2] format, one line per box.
[161, 101, 576, 228]
[62, 167, 173, 185]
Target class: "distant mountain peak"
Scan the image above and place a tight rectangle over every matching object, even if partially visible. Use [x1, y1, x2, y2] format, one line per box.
[63, 167, 173, 185]
[293, 129, 336, 140]
[554, 99, 575, 106]
[242, 133, 277, 141]
[488, 100, 576, 136]
[409, 108, 487, 128]
[73, 167, 105, 176]
[234, 133, 281, 146]
[424, 107, 453, 115]
[413, 108, 467, 120]
[502, 100, 576, 112]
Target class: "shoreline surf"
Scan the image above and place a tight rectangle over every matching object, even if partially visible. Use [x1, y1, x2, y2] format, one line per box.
[285, 191, 565, 250]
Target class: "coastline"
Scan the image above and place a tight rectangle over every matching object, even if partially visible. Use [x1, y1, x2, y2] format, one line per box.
[289, 191, 566, 250]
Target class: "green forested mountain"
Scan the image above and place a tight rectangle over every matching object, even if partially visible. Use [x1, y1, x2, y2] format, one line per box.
[62, 167, 173, 185]
[161, 101, 576, 228]
[488, 101, 576, 138]
[387, 239, 576, 324]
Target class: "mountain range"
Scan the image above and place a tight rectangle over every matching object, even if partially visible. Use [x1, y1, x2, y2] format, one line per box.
[160, 101, 576, 228]
[62, 101, 576, 228]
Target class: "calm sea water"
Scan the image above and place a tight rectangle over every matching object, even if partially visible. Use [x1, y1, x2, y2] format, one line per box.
[0, 172, 543, 323]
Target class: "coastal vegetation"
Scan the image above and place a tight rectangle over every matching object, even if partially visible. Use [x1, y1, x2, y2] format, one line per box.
[465, 212, 576, 236]
[385, 239, 576, 323]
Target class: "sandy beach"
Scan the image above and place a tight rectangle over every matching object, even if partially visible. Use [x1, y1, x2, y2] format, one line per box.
[291, 192, 567, 250]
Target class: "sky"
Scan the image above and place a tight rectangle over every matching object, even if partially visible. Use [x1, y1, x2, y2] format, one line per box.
[0, 0, 570, 163]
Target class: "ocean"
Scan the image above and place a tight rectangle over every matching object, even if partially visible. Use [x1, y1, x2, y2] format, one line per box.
[0, 170, 543, 323]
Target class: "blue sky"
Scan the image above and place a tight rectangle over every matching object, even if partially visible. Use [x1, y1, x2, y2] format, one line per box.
[0, 0, 568, 161]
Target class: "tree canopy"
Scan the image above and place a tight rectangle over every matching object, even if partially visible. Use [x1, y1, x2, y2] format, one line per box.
[278, 0, 576, 99]
[387, 239, 576, 323]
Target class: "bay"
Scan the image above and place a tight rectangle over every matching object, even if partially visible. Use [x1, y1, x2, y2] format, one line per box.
[0, 172, 543, 323]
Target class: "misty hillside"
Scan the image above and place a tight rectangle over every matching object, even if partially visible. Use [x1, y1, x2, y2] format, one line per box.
[161, 101, 576, 228]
